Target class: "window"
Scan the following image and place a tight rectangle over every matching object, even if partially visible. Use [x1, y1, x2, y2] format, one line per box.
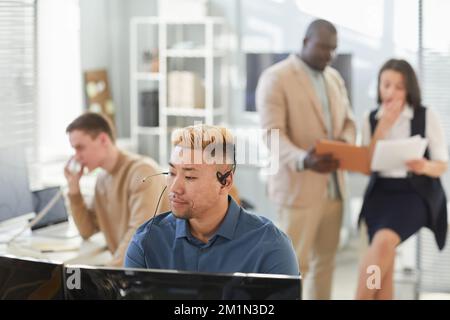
[37, 0, 82, 163]
[421, 0, 450, 142]
[0, 0, 37, 149]
[417, 0, 450, 295]
[0, 0, 38, 182]
[0, 0, 82, 187]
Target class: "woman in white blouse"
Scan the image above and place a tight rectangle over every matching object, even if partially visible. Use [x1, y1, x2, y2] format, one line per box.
[356, 59, 448, 300]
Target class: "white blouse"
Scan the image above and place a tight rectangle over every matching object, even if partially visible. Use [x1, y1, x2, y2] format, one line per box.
[362, 105, 449, 178]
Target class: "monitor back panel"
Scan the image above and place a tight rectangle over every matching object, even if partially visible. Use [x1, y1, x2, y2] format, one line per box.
[0, 255, 64, 300]
[63, 266, 301, 300]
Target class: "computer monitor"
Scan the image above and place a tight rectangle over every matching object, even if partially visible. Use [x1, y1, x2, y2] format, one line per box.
[245, 53, 289, 112]
[0, 255, 64, 300]
[63, 265, 301, 300]
[0, 146, 34, 224]
[31, 186, 69, 231]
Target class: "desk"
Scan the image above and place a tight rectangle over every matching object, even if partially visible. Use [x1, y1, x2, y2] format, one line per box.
[0, 217, 111, 265]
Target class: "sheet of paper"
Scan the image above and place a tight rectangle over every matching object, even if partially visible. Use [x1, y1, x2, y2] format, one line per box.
[371, 135, 428, 171]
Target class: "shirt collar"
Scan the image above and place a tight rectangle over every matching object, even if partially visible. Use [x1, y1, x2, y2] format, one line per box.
[292, 54, 324, 76]
[175, 216, 189, 239]
[175, 196, 241, 241]
[375, 104, 414, 120]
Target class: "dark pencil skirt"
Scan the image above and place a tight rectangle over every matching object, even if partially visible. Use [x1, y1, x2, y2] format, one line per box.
[360, 178, 429, 244]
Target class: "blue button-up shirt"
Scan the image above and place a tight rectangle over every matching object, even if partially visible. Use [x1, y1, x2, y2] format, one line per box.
[125, 197, 299, 276]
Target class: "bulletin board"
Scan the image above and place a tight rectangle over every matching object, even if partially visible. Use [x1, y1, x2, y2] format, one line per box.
[84, 69, 116, 127]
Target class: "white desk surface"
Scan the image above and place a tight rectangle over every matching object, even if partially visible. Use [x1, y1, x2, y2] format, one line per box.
[0, 218, 112, 266]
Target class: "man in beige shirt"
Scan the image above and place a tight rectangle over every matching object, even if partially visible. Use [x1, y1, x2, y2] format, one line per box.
[64, 113, 169, 266]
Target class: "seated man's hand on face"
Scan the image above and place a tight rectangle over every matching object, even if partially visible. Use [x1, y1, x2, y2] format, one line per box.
[64, 157, 85, 195]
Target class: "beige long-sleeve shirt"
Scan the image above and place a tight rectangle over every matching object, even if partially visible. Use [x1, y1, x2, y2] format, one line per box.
[68, 150, 169, 266]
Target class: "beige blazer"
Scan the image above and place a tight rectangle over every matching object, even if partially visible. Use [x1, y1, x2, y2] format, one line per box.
[256, 54, 356, 208]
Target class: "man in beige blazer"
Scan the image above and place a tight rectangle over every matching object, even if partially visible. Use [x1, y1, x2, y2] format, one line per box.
[256, 19, 356, 299]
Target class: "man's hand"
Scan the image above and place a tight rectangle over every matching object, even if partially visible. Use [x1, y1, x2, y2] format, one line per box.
[303, 148, 339, 173]
[64, 157, 84, 195]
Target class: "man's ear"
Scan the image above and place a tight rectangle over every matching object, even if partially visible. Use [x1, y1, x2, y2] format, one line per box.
[219, 171, 234, 192]
[98, 132, 109, 145]
[303, 37, 308, 47]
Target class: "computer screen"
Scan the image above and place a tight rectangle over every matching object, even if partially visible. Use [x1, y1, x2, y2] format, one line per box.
[31, 186, 69, 230]
[0, 146, 34, 223]
[0, 255, 64, 300]
[245, 53, 289, 112]
[63, 265, 301, 300]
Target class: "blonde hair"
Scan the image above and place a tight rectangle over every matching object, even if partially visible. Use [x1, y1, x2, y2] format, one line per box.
[171, 125, 235, 166]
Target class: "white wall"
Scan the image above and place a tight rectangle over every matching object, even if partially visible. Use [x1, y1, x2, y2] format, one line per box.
[38, 0, 83, 162]
[211, 0, 418, 127]
[79, 0, 110, 70]
[79, 0, 157, 138]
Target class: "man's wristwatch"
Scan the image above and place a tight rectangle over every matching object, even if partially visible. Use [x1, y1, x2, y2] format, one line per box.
[297, 157, 306, 171]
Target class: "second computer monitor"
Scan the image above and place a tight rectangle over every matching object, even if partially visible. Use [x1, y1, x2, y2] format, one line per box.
[0, 146, 34, 224]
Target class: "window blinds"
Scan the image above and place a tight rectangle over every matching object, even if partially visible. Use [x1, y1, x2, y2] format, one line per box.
[418, 0, 450, 295]
[0, 0, 37, 183]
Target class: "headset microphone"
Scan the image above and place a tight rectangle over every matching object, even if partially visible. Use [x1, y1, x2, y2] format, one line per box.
[142, 172, 169, 183]
[141, 172, 169, 240]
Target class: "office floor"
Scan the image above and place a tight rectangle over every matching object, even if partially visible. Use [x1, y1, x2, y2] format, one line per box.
[332, 237, 359, 299]
[331, 237, 450, 300]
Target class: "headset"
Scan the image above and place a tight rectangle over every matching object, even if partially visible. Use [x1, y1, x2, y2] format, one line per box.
[216, 167, 234, 186]
[215, 143, 236, 186]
